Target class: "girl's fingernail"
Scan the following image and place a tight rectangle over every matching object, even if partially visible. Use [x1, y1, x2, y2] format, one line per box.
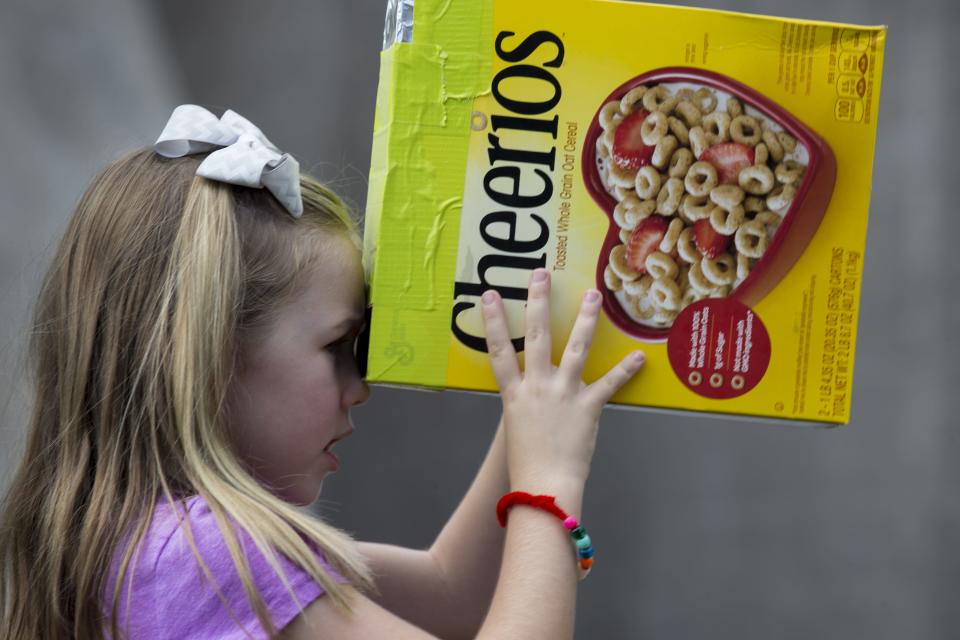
[532, 269, 548, 282]
[584, 289, 600, 303]
[482, 290, 496, 305]
[631, 351, 646, 364]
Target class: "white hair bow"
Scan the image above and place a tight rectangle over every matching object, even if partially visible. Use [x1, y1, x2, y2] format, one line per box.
[154, 104, 303, 218]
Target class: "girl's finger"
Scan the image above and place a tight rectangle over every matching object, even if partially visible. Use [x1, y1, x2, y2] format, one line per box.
[557, 288, 603, 383]
[480, 290, 521, 390]
[584, 351, 646, 408]
[523, 268, 553, 379]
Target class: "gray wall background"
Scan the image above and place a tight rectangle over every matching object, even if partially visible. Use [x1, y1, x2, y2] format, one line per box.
[1, 0, 957, 638]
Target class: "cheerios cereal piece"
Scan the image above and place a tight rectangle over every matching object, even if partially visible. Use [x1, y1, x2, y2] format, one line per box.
[633, 198, 657, 221]
[619, 227, 632, 244]
[596, 135, 610, 159]
[726, 97, 743, 118]
[650, 277, 681, 311]
[610, 244, 640, 281]
[642, 86, 672, 113]
[729, 115, 762, 146]
[629, 295, 656, 320]
[658, 95, 681, 114]
[689, 126, 709, 159]
[680, 194, 712, 222]
[677, 87, 695, 102]
[738, 165, 776, 195]
[754, 209, 781, 232]
[684, 161, 718, 197]
[623, 192, 644, 210]
[702, 111, 731, 145]
[599, 101, 623, 131]
[736, 253, 751, 282]
[659, 217, 685, 253]
[676, 101, 702, 127]
[604, 264, 623, 291]
[624, 274, 653, 297]
[617, 201, 654, 228]
[620, 289, 640, 307]
[645, 251, 679, 281]
[652, 135, 678, 169]
[668, 116, 690, 146]
[653, 307, 680, 324]
[613, 186, 634, 202]
[708, 285, 731, 299]
[774, 160, 804, 185]
[702, 253, 736, 286]
[654, 306, 680, 323]
[619, 85, 648, 114]
[744, 196, 765, 213]
[777, 131, 797, 153]
[762, 129, 785, 163]
[753, 142, 769, 166]
[668, 147, 694, 179]
[691, 285, 710, 302]
[681, 286, 705, 307]
[656, 177, 684, 215]
[734, 220, 769, 258]
[676, 226, 700, 263]
[634, 165, 661, 200]
[641, 111, 669, 146]
[614, 196, 642, 229]
[602, 128, 615, 152]
[608, 161, 637, 188]
[709, 185, 745, 210]
[688, 260, 714, 294]
[709, 203, 745, 235]
[694, 87, 717, 114]
[766, 184, 797, 211]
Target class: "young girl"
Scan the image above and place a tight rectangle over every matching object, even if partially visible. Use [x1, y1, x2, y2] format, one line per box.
[0, 105, 645, 639]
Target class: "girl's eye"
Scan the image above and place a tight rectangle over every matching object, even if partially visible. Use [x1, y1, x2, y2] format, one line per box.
[325, 338, 349, 353]
[325, 334, 358, 358]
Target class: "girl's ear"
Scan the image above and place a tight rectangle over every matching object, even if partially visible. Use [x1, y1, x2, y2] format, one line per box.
[356, 305, 372, 379]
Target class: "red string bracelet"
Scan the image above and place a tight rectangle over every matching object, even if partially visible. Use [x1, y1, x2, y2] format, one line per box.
[496, 491, 594, 577]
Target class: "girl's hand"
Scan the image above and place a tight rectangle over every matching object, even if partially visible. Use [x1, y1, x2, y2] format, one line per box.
[480, 268, 645, 492]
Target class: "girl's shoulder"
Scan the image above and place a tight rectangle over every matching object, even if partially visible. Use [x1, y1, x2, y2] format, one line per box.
[105, 494, 348, 640]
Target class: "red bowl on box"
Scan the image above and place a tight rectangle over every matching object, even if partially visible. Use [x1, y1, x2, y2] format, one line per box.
[582, 66, 836, 343]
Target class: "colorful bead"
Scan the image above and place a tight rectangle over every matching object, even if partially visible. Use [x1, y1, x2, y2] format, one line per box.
[563, 516, 578, 529]
[579, 557, 594, 570]
[575, 535, 592, 550]
[570, 526, 586, 540]
[578, 546, 595, 559]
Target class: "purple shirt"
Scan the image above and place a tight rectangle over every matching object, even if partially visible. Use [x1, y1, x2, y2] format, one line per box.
[104, 495, 349, 639]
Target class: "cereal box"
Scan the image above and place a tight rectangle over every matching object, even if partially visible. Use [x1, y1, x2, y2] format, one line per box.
[363, 0, 886, 425]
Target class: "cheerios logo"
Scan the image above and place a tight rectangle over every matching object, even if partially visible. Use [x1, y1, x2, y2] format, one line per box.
[451, 30, 565, 353]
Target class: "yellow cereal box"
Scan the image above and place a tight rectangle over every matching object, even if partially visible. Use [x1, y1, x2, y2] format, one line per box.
[363, 0, 886, 425]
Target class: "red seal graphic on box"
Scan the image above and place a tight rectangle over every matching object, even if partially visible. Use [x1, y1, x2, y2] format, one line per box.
[666, 299, 771, 399]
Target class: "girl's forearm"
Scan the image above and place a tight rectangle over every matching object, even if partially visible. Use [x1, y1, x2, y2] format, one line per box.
[430, 417, 585, 640]
[476, 479, 584, 640]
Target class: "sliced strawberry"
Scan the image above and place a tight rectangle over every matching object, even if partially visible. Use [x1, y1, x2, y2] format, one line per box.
[693, 218, 732, 259]
[626, 215, 669, 273]
[612, 109, 655, 171]
[700, 143, 755, 185]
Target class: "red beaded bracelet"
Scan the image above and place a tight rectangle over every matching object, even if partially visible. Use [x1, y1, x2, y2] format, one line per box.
[496, 491, 594, 578]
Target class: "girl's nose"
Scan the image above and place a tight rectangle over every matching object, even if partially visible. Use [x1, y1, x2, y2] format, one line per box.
[343, 366, 370, 407]
[351, 379, 371, 407]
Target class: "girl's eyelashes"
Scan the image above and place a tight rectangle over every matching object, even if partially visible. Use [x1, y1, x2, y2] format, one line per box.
[324, 324, 366, 356]
[324, 335, 355, 354]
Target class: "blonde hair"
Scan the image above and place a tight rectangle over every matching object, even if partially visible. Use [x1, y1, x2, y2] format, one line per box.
[0, 148, 374, 639]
